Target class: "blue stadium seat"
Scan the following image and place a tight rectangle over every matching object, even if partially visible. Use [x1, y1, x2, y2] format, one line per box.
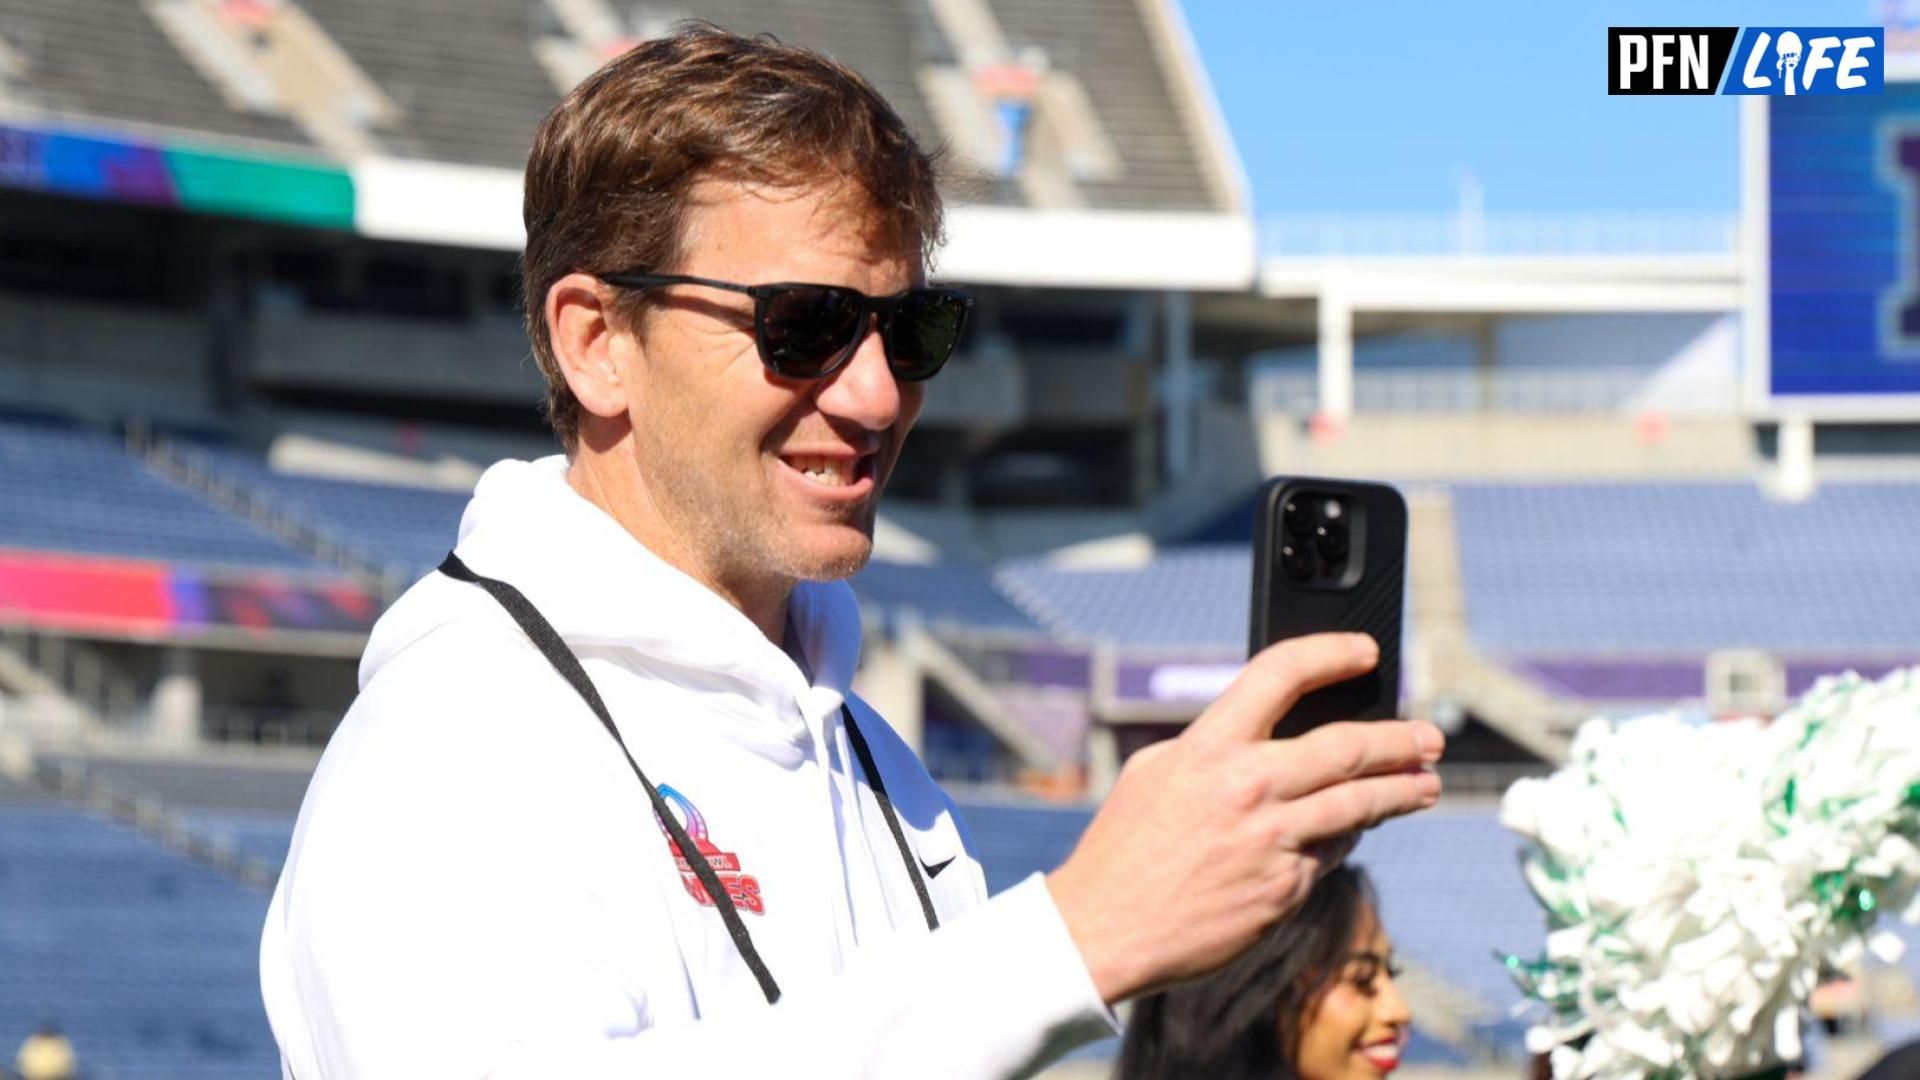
[950, 795, 1094, 896]
[0, 806, 279, 1079]
[849, 559, 1044, 635]
[173, 811, 299, 872]
[995, 547, 1418, 669]
[0, 418, 318, 571]
[1357, 806, 1544, 1019]
[1452, 481, 1920, 653]
[187, 447, 472, 582]
[995, 547, 1252, 650]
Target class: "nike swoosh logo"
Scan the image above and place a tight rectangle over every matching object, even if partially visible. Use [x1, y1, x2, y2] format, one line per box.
[920, 856, 956, 879]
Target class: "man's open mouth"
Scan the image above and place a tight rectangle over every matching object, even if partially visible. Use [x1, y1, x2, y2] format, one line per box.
[778, 452, 876, 493]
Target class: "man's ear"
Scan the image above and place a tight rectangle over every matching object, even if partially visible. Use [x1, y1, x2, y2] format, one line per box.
[547, 272, 633, 420]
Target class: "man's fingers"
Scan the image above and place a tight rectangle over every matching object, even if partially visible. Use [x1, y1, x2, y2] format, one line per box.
[1185, 633, 1380, 746]
[1304, 831, 1359, 871]
[1248, 719, 1444, 801]
[1275, 769, 1442, 844]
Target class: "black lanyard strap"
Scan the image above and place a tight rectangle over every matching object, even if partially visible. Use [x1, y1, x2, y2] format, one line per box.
[437, 552, 937, 1008]
[844, 711, 939, 932]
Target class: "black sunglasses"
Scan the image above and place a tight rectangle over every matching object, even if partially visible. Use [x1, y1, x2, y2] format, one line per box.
[598, 272, 974, 382]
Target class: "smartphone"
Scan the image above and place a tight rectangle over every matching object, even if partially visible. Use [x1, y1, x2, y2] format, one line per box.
[1247, 475, 1407, 739]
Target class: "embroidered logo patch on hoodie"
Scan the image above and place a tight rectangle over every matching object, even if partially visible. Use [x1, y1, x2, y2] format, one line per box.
[656, 785, 765, 914]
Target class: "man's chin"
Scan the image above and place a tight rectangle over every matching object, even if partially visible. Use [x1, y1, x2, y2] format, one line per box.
[785, 525, 874, 582]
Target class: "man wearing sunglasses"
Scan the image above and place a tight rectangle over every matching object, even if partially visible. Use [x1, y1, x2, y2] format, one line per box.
[260, 23, 1444, 1080]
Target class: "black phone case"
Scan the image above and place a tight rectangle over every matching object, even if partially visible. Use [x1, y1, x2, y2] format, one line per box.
[1247, 476, 1407, 738]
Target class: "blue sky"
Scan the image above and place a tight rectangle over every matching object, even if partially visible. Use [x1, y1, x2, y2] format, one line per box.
[1181, 0, 1868, 214]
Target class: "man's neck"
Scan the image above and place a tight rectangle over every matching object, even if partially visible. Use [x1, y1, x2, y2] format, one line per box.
[566, 451, 791, 645]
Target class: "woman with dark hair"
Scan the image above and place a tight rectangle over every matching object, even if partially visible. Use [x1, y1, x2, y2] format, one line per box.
[1116, 865, 1410, 1080]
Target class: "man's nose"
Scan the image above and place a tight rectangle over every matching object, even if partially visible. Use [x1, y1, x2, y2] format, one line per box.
[814, 318, 901, 430]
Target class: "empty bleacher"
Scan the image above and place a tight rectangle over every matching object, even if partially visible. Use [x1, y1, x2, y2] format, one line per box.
[1451, 481, 1920, 654]
[294, 0, 559, 166]
[1, 0, 1234, 218]
[0, 0, 312, 150]
[0, 804, 279, 1080]
[995, 546, 1249, 650]
[183, 445, 472, 583]
[0, 417, 321, 572]
[39, 752, 312, 816]
[850, 558, 1046, 636]
[1356, 806, 1540, 1017]
[949, 792, 1093, 895]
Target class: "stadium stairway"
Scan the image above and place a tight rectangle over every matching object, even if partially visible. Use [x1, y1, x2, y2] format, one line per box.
[141, 437, 427, 592]
[1404, 487, 1579, 761]
[0, 636, 94, 743]
[885, 617, 1059, 769]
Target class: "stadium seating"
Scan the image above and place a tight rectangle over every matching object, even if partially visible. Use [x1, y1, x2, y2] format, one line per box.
[40, 753, 311, 816]
[948, 793, 1094, 896]
[186, 446, 472, 582]
[0, 0, 311, 149]
[0, 417, 321, 571]
[995, 546, 1251, 650]
[39, 753, 312, 877]
[0, 805, 279, 1080]
[1452, 481, 1920, 654]
[848, 559, 1046, 636]
[176, 810, 299, 873]
[294, 0, 559, 167]
[1356, 807, 1542, 1017]
[977, 0, 1218, 211]
[2, 0, 1228, 217]
[0, 771, 53, 805]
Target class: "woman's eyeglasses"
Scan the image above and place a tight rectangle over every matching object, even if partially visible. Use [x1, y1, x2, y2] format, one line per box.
[598, 272, 973, 383]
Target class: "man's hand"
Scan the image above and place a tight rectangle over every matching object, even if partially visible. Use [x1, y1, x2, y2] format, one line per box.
[1045, 633, 1444, 1004]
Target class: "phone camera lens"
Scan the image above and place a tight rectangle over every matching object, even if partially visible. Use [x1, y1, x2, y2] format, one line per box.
[1282, 498, 1311, 536]
[1281, 543, 1315, 583]
[1315, 521, 1349, 563]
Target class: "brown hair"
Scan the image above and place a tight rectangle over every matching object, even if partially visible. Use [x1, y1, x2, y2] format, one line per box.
[521, 22, 945, 453]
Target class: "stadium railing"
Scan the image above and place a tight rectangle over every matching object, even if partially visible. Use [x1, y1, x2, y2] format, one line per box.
[201, 705, 348, 748]
[139, 432, 414, 601]
[1249, 366, 1663, 415]
[0, 625, 144, 727]
[1261, 211, 1740, 258]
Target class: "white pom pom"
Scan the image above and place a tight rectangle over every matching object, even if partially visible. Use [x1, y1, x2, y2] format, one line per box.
[1499, 666, 1920, 1080]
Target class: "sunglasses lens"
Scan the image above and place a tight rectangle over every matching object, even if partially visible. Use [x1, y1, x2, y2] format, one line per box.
[886, 292, 968, 381]
[760, 286, 865, 377]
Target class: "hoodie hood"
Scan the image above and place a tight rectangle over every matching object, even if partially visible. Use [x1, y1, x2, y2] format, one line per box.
[359, 456, 866, 736]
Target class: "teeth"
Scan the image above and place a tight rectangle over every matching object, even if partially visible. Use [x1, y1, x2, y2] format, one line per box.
[788, 455, 854, 487]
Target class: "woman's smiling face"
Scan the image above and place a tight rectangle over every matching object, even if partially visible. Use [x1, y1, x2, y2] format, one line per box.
[1290, 906, 1412, 1080]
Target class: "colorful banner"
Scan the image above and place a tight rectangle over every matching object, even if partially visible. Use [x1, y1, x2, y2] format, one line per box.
[0, 548, 376, 640]
[0, 122, 353, 230]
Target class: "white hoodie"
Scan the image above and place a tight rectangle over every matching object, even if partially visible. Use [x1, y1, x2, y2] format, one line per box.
[259, 456, 1116, 1079]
